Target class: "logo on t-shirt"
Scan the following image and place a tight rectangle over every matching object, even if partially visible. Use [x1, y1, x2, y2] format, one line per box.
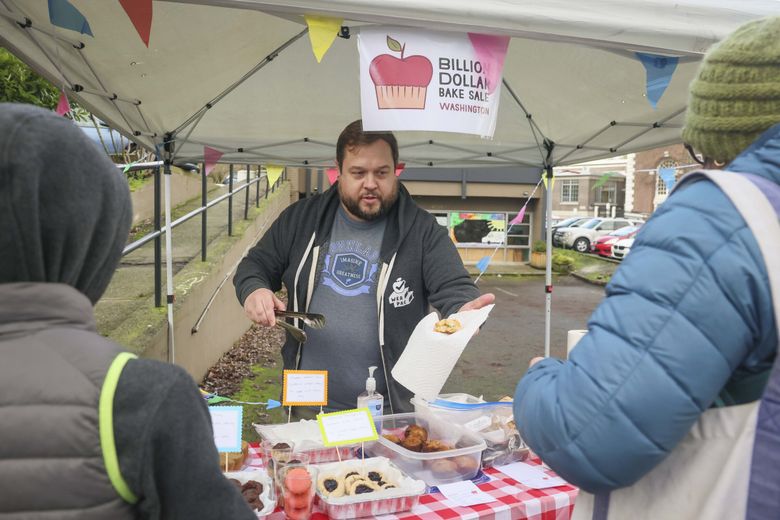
[388, 277, 414, 308]
[321, 247, 380, 297]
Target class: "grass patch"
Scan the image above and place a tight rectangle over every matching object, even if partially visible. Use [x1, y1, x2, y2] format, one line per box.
[228, 364, 285, 442]
[554, 247, 618, 284]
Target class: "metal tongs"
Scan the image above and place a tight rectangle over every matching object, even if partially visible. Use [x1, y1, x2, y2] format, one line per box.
[274, 310, 326, 343]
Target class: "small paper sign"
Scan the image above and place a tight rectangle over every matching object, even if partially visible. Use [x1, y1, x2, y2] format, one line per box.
[495, 461, 567, 489]
[437, 480, 497, 506]
[283, 370, 328, 406]
[209, 406, 243, 453]
[317, 408, 378, 446]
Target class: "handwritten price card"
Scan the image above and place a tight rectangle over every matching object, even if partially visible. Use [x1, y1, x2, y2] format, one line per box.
[208, 406, 243, 452]
[317, 408, 378, 446]
[283, 370, 328, 406]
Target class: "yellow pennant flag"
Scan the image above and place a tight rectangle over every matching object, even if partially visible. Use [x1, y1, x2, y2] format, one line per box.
[304, 15, 342, 63]
[542, 173, 555, 191]
[266, 165, 284, 186]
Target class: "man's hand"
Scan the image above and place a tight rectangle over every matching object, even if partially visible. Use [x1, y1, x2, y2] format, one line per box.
[529, 356, 545, 368]
[458, 293, 496, 312]
[243, 288, 286, 326]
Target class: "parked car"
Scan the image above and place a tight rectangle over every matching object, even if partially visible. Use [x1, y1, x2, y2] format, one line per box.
[591, 226, 641, 257]
[549, 217, 591, 246]
[612, 237, 635, 260]
[554, 217, 642, 253]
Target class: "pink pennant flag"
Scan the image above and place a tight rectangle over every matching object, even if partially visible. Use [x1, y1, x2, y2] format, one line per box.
[326, 167, 339, 185]
[509, 206, 526, 226]
[395, 162, 405, 177]
[467, 33, 510, 95]
[203, 146, 223, 176]
[55, 91, 70, 116]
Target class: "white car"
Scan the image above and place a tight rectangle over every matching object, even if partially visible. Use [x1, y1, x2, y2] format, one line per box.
[554, 218, 641, 253]
[481, 231, 506, 244]
[612, 237, 635, 260]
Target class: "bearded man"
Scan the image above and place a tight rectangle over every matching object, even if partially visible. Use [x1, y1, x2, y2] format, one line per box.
[234, 120, 493, 415]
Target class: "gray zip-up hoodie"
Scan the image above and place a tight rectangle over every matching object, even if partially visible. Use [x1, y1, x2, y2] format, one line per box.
[0, 103, 255, 519]
[234, 182, 479, 414]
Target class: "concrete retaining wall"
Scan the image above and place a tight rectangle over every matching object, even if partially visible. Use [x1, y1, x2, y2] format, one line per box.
[135, 183, 291, 381]
[130, 170, 207, 226]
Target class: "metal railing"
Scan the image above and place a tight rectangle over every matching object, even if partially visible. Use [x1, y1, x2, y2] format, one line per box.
[121, 163, 286, 307]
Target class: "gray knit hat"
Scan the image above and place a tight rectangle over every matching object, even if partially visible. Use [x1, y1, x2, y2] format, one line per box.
[682, 16, 780, 164]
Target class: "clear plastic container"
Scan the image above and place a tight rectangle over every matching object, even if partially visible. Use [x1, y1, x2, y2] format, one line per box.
[364, 412, 487, 486]
[314, 457, 425, 519]
[254, 422, 355, 464]
[411, 395, 529, 467]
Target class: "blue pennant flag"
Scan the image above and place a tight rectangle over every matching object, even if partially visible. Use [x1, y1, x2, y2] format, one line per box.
[48, 0, 93, 36]
[658, 167, 677, 191]
[476, 256, 491, 274]
[636, 52, 678, 109]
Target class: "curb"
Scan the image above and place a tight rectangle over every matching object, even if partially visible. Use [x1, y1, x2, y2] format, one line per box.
[572, 271, 609, 287]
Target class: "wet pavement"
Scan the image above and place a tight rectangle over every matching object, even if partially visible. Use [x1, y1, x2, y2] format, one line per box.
[441, 276, 606, 401]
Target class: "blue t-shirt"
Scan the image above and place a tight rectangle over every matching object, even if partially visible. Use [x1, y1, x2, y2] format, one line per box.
[299, 205, 388, 411]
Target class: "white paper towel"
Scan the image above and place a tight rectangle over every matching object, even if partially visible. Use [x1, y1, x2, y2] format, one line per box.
[391, 305, 494, 401]
[566, 329, 587, 357]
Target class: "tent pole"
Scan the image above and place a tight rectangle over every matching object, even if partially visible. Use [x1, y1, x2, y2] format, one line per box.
[163, 135, 176, 364]
[544, 163, 553, 358]
[543, 140, 555, 358]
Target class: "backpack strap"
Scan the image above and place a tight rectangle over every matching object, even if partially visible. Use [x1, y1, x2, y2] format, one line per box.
[675, 170, 780, 520]
[99, 352, 139, 504]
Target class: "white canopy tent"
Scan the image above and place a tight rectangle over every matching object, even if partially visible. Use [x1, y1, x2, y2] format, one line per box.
[2, 0, 776, 358]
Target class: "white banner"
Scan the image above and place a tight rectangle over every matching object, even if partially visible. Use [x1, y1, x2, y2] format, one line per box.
[358, 26, 509, 138]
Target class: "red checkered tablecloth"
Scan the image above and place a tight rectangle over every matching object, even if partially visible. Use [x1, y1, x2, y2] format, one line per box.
[245, 443, 578, 519]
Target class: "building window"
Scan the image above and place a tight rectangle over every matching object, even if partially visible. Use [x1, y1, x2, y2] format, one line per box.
[656, 159, 678, 196]
[561, 179, 579, 203]
[594, 182, 617, 204]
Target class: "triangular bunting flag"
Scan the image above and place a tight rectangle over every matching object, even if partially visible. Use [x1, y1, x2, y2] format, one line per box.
[658, 167, 677, 191]
[266, 165, 284, 186]
[55, 91, 70, 116]
[203, 146, 223, 176]
[509, 206, 526, 226]
[395, 162, 405, 177]
[326, 167, 339, 185]
[476, 256, 491, 274]
[48, 0, 93, 36]
[467, 33, 510, 95]
[542, 173, 555, 192]
[636, 52, 679, 109]
[591, 172, 614, 190]
[304, 15, 342, 63]
[119, 0, 153, 47]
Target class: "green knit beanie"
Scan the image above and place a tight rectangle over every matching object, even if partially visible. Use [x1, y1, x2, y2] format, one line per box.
[682, 16, 780, 164]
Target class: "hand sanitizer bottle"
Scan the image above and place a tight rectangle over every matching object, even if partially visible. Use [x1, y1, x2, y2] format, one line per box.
[357, 366, 384, 421]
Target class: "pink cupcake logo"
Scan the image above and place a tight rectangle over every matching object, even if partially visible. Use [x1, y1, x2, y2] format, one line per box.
[369, 36, 433, 109]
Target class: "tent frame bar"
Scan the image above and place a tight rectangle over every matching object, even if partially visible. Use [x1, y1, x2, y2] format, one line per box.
[171, 27, 310, 138]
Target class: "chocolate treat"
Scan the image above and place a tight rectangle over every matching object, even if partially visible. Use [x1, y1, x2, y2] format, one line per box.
[367, 471, 383, 482]
[383, 433, 402, 444]
[241, 488, 260, 502]
[272, 442, 291, 450]
[422, 440, 452, 453]
[404, 424, 428, 442]
[401, 435, 424, 452]
[241, 480, 264, 494]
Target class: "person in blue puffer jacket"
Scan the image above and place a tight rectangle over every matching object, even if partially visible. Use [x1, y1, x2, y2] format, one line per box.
[514, 16, 780, 493]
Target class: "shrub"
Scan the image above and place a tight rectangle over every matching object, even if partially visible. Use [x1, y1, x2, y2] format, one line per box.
[552, 251, 576, 273]
[532, 240, 547, 253]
